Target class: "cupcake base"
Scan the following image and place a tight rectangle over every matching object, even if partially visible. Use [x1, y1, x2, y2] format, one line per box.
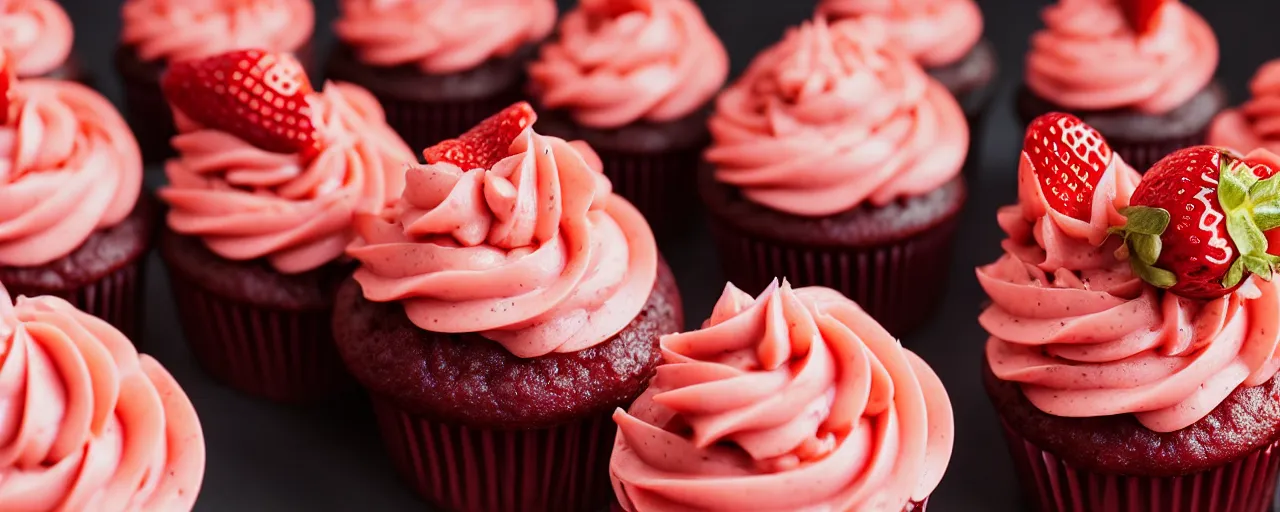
[699, 166, 966, 337]
[159, 229, 353, 403]
[1015, 82, 1227, 172]
[0, 195, 155, 341]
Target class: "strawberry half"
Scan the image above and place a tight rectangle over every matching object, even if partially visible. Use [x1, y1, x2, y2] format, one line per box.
[1121, 0, 1167, 36]
[423, 102, 537, 170]
[1024, 113, 1114, 222]
[161, 49, 322, 159]
[1116, 146, 1280, 299]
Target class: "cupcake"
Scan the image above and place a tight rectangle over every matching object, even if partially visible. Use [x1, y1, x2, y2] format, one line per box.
[1, 0, 87, 83]
[1209, 59, 1280, 154]
[0, 283, 206, 510]
[1017, 0, 1225, 172]
[980, 113, 1280, 511]
[817, 0, 997, 140]
[333, 103, 684, 512]
[611, 280, 954, 512]
[158, 49, 413, 402]
[0, 62, 150, 341]
[527, 0, 729, 236]
[117, 0, 315, 163]
[328, 0, 556, 152]
[702, 17, 967, 336]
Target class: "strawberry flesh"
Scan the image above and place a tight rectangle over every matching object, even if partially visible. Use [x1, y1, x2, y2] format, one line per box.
[1121, 0, 1166, 35]
[424, 102, 537, 170]
[1024, 113, 1114, 222]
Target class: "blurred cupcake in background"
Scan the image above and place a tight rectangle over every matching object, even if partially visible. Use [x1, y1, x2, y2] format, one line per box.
[611, 280, 953, 512]
[0, 0, 86, 83]
[117, 0, 315, 163]
[328, 0, 556, 152]
[528, 0, 728, 238]
[158, 49, 413, 403]
[0, 55, 150, 340]
[1017, 0, 1224, 172]
[701, 17, 967, 336]
[1209, 59, 1280, 154]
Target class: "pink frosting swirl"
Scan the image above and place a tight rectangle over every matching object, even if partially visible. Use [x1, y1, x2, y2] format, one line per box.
[120, 0, 314, 63]
[1210, 59, 1280, 155]
[1025, 0, 1218, 114]
[0, 284, 205, 511]
[611, 280, 953, 511]
[334, 0, 555, 75]
[159, 82, 414, 274]
[977, 145, 1280, 433]
[705, 17, 966, 217]
[817, 0, 983, 68]
[527, 0, 729, 129]
[0, 0, 73, 77]
[0, 79, 142, 267]
[347, 128, 658, 358]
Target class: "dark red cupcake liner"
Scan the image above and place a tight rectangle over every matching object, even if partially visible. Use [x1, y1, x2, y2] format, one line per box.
[5, 260, 145, 341]
[611, 494, 929, 510]
[166, 270, 350, 403]
[596, 146, 702, 239]
[371, 395, 616, 512]
[1001, 421, 1280, 512]
[708, 215, 960, 337]
[1109, 131, 1209, 174]
[378, 88, 524, 153]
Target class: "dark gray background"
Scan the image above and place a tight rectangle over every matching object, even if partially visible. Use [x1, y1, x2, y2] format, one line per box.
[51, 0, 1280, 510]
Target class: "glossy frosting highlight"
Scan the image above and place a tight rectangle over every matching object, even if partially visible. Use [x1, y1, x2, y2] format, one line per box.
[347, 128, 658, 358]
[334, 0, 555, 75]
[0, 284, 205, 511]
[817, 0, 984, 68]
[611, 281, 953, 511]
[1, 0, 74, 77]
[121, 0, 314, 63]
[0, 79, 142, 267]
[1210, 59, 1280, 154]
[160, 82, 413, 274]
[528, 0, 729, 129]
[706, 17, 966, 216]
[1025, 0, 1218, 114]
[977, 146, 1280, 433]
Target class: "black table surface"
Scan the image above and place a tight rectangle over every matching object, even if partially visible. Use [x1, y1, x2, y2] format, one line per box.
[53, 0, 1280, 510]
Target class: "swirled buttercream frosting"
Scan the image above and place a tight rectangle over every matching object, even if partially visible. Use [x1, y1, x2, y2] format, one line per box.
[817, 0, 983, 68]
[1210, 59, 1280, 155]
[0, 0, 74, 77]
[121, 0, 314, 63]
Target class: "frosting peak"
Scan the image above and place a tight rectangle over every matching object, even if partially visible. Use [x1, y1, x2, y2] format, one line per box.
[1209, 59, 1280, 155]
[348, 126, 658, 358]
[818, 0, 984, 68]
[0, 0, 73, 77]
[121, 0, 314, 62]
[705, 17, 967, 216]
[610, 281, 953, 511]
[0, 284, 205, 511]
[1025, 0, 1218, 113]
[0, 80, 142, 267]
[528, 0, 729, 129]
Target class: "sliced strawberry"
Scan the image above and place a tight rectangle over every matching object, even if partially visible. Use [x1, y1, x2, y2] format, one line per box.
[1024, 113, 1114, 222]
[0, 49, 15, 125]
[161, 49, 322, 159]
[423, 102, 537, 170]
[1121, 0, 1167, 35]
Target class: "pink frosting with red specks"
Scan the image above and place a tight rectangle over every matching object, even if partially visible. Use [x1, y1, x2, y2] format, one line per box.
[610, 281, 953, 512]
[977, 144, 1280, 433]
[1210, 60, 1280, 155]
[120, 0, 314, 63]
[817, 0, 983, 68]
[334, 0, 556, 75]
[527, 0, 728, 129]
[347, 127, 658, 358]
[1025, 0, 1218, 114]
[159, 82, 413, 274]
[0, 0, 73, 77]
[706, 17, 966, 217]
[0, 284, 205, 511]
[0, 79, 142, 267]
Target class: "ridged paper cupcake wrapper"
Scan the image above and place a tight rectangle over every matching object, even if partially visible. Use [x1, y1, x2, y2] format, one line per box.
[1110, 131, 1209, 174]
[370, 396, 615, 512]
[378, 88, 524, 153]
[596, 146, 702, 240]
[166, 270, 350, 403]
[1000, 421, 1280, 512]
[709, 217, 960, 337]
[7, 260, 145, 342]
[612, 497, 929, 511]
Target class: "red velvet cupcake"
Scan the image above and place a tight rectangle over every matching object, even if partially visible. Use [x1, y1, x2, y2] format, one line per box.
[702, 17, 967, 336]
[528, 0, 729, 237]
[117, 0, 316, 163]
[980, 113, 1280, 511]
[0, 0, 88, 84]
[0, 62, 150, 341]
[333, 103, 683, 512]
[610, 280, 954, 512]
[157, 49, 414, 403]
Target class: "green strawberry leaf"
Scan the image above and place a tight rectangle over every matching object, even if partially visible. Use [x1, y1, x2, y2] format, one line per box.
[1131, 258, 1177, 289]
[1250, 175, 1280, 204]
[1220, 169, 1251, 211]
[1129, 233, 1162, 266]
[1227, 210, 1268, 257]
[1256, 203, 1280, 231]
[1118, 206, 1170, 236]
[1224, 257, 1247, 289]
[1246, 255, 1274, 281]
